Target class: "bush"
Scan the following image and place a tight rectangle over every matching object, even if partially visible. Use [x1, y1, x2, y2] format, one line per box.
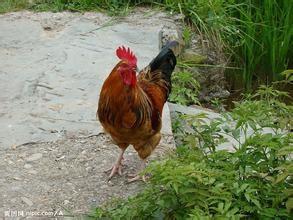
[169, 71, 200, 106]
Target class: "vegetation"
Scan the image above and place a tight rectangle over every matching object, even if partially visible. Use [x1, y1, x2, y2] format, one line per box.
[169, 71, 201, 106]
[0, 0, 29, 13]
[160, 0, 292, 90]
[91, 84, 292, 219]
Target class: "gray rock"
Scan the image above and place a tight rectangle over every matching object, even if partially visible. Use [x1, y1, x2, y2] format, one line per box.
[64, 200, 70, 205]
[159, 25, 184, 56]
[169, 102, 219, 119]
[26, 153, 42, 161]
[24, 164, 33, 169]
[21, 197, 33, 206]
[0, 10, 175, 149]
[27, 170, 38, 175]
[13, 176, 22, 181]
[181, 49, 207, 64]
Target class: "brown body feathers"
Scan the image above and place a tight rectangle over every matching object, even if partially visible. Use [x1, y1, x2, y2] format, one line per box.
[98, 42, 177, 159]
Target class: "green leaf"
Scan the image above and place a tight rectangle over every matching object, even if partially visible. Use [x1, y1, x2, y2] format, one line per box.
[286, 198, 293, 212]
[232, 128, 240, 139]
[244, 193, 251, 202]
[227, 207, 240, 217]
[223, 201, 232, 212]
[173, 183, 179, 194]
[250, 198, 261, 209]
[240, 183, 249, 192]
[281, 69, 293, 81]
[274, 172, 289, 184]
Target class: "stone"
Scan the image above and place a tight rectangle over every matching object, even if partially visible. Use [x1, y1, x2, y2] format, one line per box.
[64, 200, 70, 205]
[168, 102, 219, 119]
[27, 170, 38, 175]
[24, 164, 33, 169]
[13, 176, 22, 181]
[55, 155, 65, 161]
[181, 49, 207, 64]
[160, 25, 184, 56]
[0, 10, 176, 148]
[21, 197, 33, 206]
[100, 185, 108, 189]
[26, 153, 43, 161]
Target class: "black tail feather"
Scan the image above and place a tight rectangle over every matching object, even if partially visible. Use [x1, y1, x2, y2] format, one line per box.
[149, 41, 178, 85]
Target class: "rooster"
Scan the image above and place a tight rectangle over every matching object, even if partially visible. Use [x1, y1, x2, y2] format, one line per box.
[97, 41, 178, 182]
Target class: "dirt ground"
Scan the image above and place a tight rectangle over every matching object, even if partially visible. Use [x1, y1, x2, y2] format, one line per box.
[0, 133, 174, 218]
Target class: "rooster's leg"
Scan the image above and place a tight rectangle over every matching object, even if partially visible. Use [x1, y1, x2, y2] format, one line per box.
[106, 149, 125, 180]
[127, 158, 147, 183]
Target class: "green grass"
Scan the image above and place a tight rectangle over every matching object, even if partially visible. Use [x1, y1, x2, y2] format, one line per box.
[0, 0, 30, 13]
[30, 0, 124, 13]
[155, 0, 292, 90]
[229, 0, 293, 89]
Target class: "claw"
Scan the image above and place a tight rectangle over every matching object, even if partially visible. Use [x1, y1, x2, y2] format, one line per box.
[127, 174, 147, 183]
[127, 159, 148, 183]
[107, 164, 123, 180]
[127, 172, 137, 178]
[104, 166, 113, 173]
[105, 149, 125, 181]
[118, 164, 123, 176]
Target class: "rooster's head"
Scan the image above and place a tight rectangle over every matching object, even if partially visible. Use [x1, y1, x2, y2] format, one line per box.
[116, 46, 137, 87]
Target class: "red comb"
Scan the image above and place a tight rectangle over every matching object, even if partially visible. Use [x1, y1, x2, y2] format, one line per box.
[116, 46, 137, 66]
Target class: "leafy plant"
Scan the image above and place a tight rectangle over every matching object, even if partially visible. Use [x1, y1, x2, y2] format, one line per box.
[231, 85, 292, 133]
[169, 71, 200, 106]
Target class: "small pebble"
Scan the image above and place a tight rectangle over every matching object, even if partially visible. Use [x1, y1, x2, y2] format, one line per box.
[27, 170, 37, 175]
[26, 153, 42, 162]
[24, 164, 32, 169]
[100, 185, 108, 189]
[13, 176, 22, 181]
[64, 200, 70, 205]
[21, 197, 33, 206]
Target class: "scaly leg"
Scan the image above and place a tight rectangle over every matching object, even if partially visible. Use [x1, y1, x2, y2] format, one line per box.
[127, 158, 147, 183]
[105, 148, 125, 180]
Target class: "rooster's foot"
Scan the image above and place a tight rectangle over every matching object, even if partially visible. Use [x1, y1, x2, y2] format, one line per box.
[105, 164, 123, 180]
[127, 173, 147, 183]
[105, 149, 125, 181]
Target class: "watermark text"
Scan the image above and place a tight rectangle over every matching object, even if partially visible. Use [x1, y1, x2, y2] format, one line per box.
[4, 210, 63, 218]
